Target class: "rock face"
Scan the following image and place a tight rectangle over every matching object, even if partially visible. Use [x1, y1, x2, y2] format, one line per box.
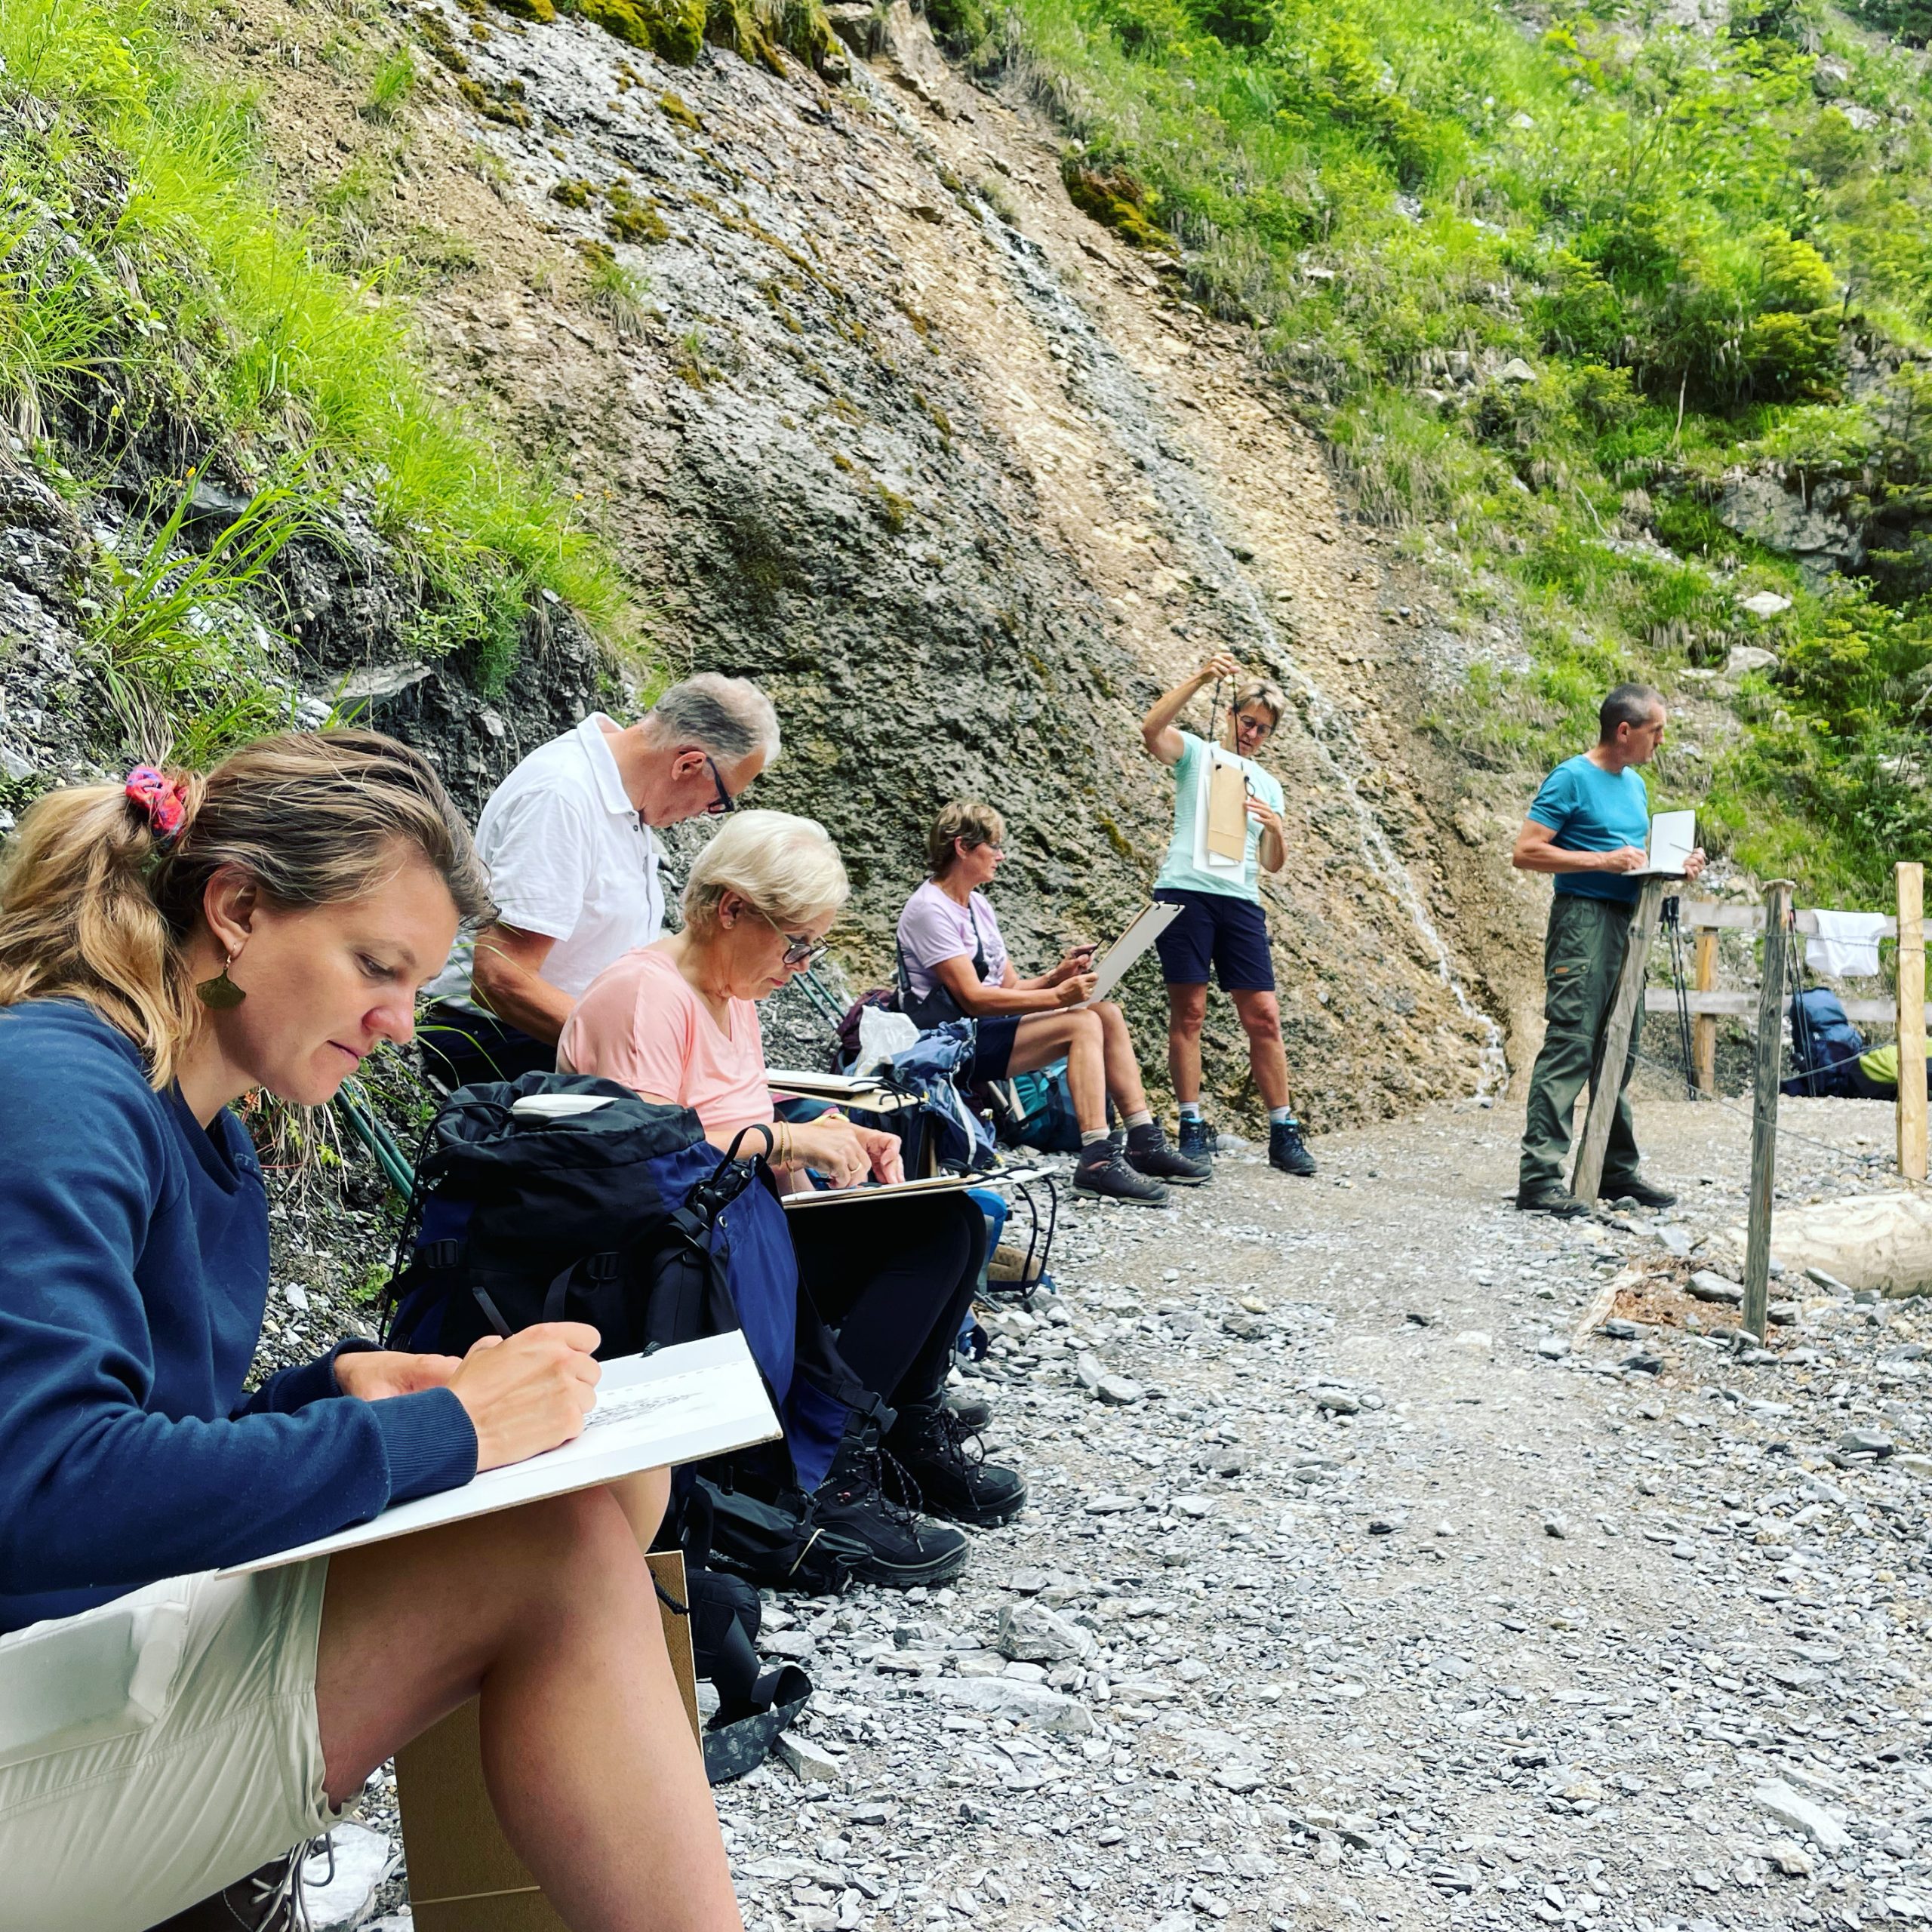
[1716, 468, 1865, 580]
[189, 0, 1509, 1126]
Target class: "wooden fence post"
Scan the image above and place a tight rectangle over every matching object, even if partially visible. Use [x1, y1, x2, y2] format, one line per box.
[1743, 881, 1795, 1340]
[1572, 876, 1670, 1205]
[1693, 925, 1718, 1097]
[1900, 861, 1927, 1185]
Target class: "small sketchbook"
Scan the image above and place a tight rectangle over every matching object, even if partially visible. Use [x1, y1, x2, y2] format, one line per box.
[781, 1166, 1045, 1210]
[223, 1333, 780, 1576]
[1632, 809, 1696, 878]
[1076, 901, 1183, 1008]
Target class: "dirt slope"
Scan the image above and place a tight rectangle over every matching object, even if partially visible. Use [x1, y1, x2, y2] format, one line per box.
[201, 0, 1539, 1124]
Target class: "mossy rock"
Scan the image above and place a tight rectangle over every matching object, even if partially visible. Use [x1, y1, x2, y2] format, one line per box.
[551, 176, 594, 208]
[605, 184, 670, 245]
[702, 0, 845, 75]
[658, 90, 703, 129]
[579, 0, 706, 63]
[493, 0, 557, 19]
[1061, 159, 1171, 251]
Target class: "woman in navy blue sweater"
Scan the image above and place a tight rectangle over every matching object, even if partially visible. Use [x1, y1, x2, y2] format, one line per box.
[0, 734, 740, 1932]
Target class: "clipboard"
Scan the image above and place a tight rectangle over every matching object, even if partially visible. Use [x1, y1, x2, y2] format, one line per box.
[781, 1165, 1044, 1209]
[1075, 901, 1182, 1007]
[766, 1069, 917, 1114]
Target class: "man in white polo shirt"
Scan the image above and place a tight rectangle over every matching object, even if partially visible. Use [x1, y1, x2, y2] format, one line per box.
[422, 673, 780, 1088]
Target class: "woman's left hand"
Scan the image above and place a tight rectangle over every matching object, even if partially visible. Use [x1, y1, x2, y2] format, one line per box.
[334, 1349, 463, 1402]
[1046, 943, 1097, 985]
[1244, 795, 1283, 838]
[856, 1124, 906, 1184]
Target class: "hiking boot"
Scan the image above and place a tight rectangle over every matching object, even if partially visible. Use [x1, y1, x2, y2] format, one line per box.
[1177, 1116, 1217, 1162]
[805, 1434, 970, 1589]
[1124, 1120, 1212, 1186]
[1604, 1174, 1678, 1211]
[945, 1385, 994, 1431]
[1269, 1117, 1318, 1177]
[1072, 1141, 1170, 1206]
[147, 1845, 312, 1930]
[1516, 1184, 1589, 1218]
[884, 1396, 1027, 1527]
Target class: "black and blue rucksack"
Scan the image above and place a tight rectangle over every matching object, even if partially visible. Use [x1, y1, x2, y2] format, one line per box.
[381, 1072, 863, 1491]
[1782, 987, 1867, 1099]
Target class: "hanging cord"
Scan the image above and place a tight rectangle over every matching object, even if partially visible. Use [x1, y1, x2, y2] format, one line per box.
[1661, 895, 1699, 1101]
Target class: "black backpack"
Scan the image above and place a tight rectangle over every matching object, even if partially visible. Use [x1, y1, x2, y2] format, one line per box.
[381, 1072, 753, 1360]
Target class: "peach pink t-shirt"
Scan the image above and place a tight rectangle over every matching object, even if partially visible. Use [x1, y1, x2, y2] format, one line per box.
[558, 946, 773, 1140]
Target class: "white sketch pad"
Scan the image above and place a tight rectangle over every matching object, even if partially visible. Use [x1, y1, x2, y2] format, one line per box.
[1076, 901, 1183, 1007]
[223, 1332, 780, 1576]
[1632, 809, 1696, 878]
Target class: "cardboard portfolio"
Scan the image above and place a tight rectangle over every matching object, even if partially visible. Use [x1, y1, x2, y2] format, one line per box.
[395, 1550, 700, 1931]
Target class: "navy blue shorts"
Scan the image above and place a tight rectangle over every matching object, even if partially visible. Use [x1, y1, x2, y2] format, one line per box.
[1152, 888, 1275, 992]
[971, 1015, 1021, 1082]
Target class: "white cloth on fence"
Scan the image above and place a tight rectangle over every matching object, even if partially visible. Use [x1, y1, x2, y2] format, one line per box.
[1806, 908, 1890, 978]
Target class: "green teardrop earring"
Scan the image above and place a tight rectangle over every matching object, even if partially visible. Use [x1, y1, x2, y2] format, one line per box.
[196, 952, 246, 1011]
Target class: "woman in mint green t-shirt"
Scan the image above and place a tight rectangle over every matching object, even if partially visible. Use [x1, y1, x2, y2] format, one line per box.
[1140, 652, 1315, 1177]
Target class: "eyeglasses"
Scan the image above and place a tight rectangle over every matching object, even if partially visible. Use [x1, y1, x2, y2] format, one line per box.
[760, 909, 830, 969]
[1233, 713, 1275, 742]
[703, 754, 739, 817]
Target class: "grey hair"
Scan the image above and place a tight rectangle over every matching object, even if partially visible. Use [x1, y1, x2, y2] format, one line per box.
[682, 809, 848, 933]
[1599, 682, 1664, 740]
[643, 673, 782, 768]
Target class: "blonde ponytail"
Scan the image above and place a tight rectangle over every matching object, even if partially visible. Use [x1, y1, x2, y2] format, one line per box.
[0, 732, 491, 1088]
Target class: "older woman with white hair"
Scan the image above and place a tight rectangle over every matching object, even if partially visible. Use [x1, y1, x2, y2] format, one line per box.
[559, 812, 1023, 1591]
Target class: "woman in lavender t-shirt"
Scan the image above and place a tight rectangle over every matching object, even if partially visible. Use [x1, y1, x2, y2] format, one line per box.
[894, 801, 1208, 1204]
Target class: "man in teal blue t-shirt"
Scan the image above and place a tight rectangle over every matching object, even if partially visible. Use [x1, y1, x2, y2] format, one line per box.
[1512, 683, 1706, 1215]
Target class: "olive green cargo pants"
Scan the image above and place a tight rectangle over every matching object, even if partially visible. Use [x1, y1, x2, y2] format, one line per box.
[1518, 892, 1643, 1196]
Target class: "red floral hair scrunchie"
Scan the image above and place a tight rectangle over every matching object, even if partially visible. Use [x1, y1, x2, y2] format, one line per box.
[125, 765, 188, 841]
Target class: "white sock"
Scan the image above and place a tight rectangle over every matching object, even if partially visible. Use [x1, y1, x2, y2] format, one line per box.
[1178, 1102, 1202, 1121]
[1269, 1106, 1294, 1125]
[1079, 1128, 1109, 1149]
[1124, 1109, 1153, 1131]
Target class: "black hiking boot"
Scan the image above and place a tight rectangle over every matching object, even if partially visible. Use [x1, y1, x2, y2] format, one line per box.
[884, 1396, 1028, 1527]
[1124, 1120, 1212, 1186]
[1269, 1117, 1318, 1177]
[1604, 1174, 1678, 1211]
[805, 1431, 971, 1589]
[1516, 1183, 1589, 1218]
[945, 1385, 994, 1431]
[146, 1845, 312, 1930]
[1177, 1116, 1217, 1163]
[1073, 1140, 1170, 1206]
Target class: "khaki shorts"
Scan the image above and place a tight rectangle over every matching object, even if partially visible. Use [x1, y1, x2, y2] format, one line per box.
[0, 1560, 336, 1932]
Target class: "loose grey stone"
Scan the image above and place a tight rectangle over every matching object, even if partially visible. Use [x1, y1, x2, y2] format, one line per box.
[1689, 1270, 1744, 1304]
[1754, 1779, 1850, 1853]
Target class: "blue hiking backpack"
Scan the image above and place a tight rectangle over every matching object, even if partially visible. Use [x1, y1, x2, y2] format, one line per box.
[381, 1072, 866, 1489]
[1782, 987, 1866, 1100]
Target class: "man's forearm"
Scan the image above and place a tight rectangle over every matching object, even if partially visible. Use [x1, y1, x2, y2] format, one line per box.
[1514, 842, 1613, 877]
[471, 961, 576, 1043]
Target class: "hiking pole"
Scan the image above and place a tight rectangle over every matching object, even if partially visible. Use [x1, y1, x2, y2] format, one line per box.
[335, 1080, 417, 1201]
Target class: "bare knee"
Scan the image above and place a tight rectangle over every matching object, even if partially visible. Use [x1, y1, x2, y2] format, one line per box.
[1238, 997, 1282, 1045]
[1066, 1009, 1104, 1051]
[1168, 995, 1206, 1041]
[609, 1466, 672, 1552]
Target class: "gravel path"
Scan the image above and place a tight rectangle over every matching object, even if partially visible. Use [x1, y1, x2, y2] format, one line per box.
[712, 1097, 1932, 1932]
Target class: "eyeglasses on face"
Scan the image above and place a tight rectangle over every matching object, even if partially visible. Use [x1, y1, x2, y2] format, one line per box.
[758, 909, 830, 969]
[703, 754, 739, 816]
[1234, 712, 1275, 741]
